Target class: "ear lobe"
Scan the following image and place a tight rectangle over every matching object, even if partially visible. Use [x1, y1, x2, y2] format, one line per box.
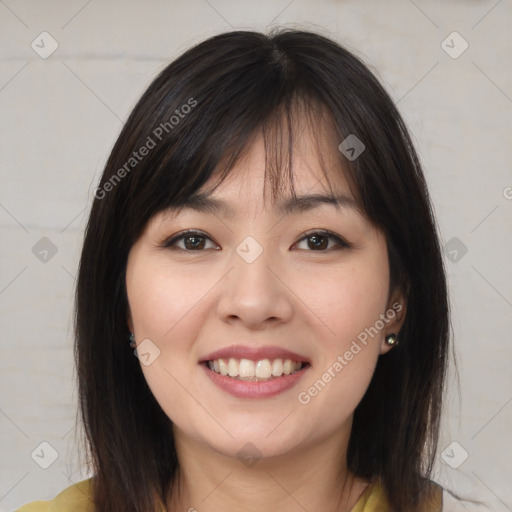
[379, 288, 408, 355]
[380, 332, 399, 355]
[380, 342, 392, 355]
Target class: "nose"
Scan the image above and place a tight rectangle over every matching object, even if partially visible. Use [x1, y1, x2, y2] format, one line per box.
[216, 247, 294, 330]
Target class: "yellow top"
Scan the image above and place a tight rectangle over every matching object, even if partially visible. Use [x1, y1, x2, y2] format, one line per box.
[16, 477, 442, 511]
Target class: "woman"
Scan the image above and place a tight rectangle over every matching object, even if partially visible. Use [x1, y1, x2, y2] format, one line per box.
[17, 28, 487, 512]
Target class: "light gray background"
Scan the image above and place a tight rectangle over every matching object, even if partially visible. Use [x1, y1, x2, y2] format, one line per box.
[1, 0, 511, 510]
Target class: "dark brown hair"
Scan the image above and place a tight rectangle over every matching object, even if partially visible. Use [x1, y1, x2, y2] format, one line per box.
[74, 28, 450, 511]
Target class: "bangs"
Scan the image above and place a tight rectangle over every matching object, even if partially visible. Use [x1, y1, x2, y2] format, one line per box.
[173, 94, 362, 218]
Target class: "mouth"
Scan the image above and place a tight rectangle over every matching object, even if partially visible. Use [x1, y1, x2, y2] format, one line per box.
[199, 345, 311, 398]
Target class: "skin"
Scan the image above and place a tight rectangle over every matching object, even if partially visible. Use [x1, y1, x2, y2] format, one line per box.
[125, 123, 406, 511]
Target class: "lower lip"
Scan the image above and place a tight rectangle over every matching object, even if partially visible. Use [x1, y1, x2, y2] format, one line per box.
[201, 363, 309, 398]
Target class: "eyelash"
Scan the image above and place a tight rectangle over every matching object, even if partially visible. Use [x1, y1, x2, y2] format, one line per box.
[161, 229, 351, 252]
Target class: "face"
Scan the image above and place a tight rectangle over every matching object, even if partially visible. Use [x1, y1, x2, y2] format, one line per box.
[125, 125, 406, 462]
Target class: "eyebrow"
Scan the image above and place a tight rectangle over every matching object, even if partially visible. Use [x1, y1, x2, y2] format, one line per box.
[171, 191, 360, 218]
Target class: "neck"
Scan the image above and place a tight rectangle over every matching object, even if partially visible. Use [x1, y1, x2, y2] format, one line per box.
[167, 429, 369, 512]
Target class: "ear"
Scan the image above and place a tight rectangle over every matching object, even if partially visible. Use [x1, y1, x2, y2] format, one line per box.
[379, 285, 408, 355]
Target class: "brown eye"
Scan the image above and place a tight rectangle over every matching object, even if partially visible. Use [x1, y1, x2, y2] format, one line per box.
[183, 234, 206, 250]
[306, 234, 329, 250]
[294, 230, 351, 251]
[163, 230, 219, 251]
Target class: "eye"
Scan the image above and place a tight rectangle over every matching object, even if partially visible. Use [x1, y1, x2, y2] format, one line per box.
[162, 230, 219, 251]
[162, 229, 351, 252]
[293, 230, 351, 251]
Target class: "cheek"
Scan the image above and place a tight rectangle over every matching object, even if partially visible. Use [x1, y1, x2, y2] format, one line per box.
[336, 269, 389, 341]
[125, 257, 209, 425]
[126, 258, 209, 339]
[292, 248, 390, 427]
[295, 256, 390, 350]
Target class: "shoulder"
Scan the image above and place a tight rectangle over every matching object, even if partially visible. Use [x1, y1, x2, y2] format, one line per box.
[16, 477, 94, 512]
[352, 478, 443, 511]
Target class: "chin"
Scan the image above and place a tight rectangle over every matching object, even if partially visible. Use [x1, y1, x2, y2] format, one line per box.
[212, 416, 315, 457]
[207, 433, 302, 464]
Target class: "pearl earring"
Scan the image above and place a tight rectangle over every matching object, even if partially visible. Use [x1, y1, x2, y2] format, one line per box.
[385, 333, 398, 347]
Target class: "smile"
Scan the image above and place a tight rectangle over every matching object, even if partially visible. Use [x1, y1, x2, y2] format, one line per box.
[200, 345, 311, 398]
[206, 357, 306, 381]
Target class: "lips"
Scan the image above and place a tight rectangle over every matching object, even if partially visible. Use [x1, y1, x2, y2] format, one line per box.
[200, 345, 311, 398]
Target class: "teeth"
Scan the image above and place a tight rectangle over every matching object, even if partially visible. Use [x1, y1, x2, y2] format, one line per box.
[218, 358, 228, 375]
[228, 358, 239, 377]
[271, 359, 283, 376]
[255, 359, 272, 379]
[239, 359, 255, 378]
[207, 357, 304, 380]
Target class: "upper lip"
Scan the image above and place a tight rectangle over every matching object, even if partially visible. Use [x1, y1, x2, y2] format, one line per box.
[200, 345, 310, 364]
